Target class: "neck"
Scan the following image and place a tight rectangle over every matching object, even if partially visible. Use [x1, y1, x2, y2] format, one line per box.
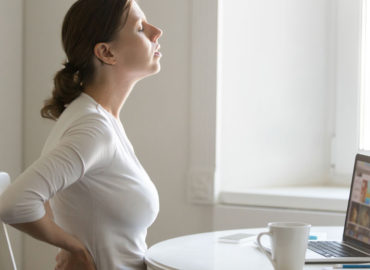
[83, 78, 137, 120]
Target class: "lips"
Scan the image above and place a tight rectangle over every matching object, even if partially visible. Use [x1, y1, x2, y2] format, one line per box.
[155, 44, 161, 52]
[154, 44, 161, 56]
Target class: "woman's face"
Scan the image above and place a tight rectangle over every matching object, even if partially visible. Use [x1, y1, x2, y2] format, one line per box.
[109, 1, 163, 79]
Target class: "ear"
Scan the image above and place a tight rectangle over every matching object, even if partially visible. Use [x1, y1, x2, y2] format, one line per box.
[93, 42, 117, 65]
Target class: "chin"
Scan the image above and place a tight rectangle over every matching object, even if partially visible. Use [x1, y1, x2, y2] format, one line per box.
[147, 64, 162, 76]
[135, 62, 161, 80]
[152, 64, 161, 74]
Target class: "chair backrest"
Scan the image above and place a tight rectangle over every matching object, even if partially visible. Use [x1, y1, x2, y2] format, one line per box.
[0, 172, 18, 270]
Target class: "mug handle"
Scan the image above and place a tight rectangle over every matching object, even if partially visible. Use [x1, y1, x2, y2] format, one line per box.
[257, 231, 276, 268]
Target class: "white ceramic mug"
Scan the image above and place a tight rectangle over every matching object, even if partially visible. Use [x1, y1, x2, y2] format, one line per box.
[257, 222, 311, 270]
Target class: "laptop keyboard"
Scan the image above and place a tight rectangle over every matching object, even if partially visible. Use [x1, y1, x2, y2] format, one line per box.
[308, 241, 367, 258]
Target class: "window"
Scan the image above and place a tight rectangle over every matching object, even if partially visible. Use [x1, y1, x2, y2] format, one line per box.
[187, 0, 365, 204]
[219, 0, 363, 191]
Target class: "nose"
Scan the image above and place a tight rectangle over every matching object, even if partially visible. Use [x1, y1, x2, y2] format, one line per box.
[151, 25, 163, 42]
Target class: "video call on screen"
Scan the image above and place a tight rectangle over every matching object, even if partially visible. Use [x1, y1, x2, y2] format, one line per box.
[345, 160, 370, 245]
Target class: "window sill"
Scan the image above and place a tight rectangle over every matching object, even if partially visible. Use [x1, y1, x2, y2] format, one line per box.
[218, 186, 350, 213]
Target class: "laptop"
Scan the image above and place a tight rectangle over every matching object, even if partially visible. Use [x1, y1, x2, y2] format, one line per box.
[305, 153, 370, 263]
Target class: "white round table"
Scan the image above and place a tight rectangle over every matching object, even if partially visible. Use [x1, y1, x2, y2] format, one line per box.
[145, 226, 343, 270]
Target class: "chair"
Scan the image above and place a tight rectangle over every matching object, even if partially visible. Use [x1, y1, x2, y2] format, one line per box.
[0, 172, 18, 270]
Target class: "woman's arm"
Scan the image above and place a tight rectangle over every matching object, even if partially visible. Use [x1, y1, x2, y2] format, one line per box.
[9, 212, 96, 270]
[9, 212, 84, 254]
[0, 116, 113, 269]
[44, 201, 54, 220]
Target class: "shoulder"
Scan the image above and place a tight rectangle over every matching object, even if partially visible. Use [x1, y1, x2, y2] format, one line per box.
[66, 112, 112, 131]
[42, 94, 115, 155]
[58, 112, 117, 172]
[62, 112, 116, 148]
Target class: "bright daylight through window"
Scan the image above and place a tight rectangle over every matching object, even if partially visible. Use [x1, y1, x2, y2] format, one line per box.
[219, 0, 364, 191]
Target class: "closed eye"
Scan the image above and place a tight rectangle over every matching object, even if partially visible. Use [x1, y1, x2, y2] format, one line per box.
[137, 17, 147, 33]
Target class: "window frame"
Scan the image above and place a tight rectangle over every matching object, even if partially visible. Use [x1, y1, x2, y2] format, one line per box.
[331, 0, 365, 185]
[359, 0, 370, 154]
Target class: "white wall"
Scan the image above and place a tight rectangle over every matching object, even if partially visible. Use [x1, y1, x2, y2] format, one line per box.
[220, 0, 334, 190]
[22, 0, 213, 269]
[0, 0, 24, 268]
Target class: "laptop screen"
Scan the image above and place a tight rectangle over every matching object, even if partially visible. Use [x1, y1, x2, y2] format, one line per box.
[344, 156, 370, 246]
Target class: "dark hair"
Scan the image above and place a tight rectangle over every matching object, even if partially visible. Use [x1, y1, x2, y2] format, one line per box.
[41, 0, 132, 121]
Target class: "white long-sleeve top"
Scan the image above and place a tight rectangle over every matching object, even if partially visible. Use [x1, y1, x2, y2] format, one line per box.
[0, 92, 160, 270]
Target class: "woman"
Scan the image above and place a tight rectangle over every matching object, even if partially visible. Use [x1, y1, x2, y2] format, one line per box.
[0, 0, 162, 269]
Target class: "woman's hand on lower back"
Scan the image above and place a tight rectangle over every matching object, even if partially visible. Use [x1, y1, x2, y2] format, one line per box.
[55, 248, 97, 270]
